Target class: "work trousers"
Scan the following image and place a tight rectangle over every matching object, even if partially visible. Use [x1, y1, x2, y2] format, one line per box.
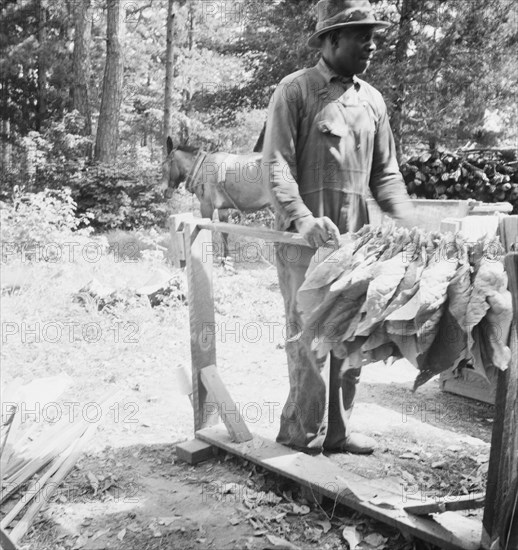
[275, 243, 361, 451]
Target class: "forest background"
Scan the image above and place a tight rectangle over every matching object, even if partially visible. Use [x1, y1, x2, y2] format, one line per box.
[1, 0, 517, 232]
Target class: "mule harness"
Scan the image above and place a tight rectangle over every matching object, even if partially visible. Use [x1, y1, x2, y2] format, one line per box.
[185, 149, 208, 194]
[186, 150, 249, 219]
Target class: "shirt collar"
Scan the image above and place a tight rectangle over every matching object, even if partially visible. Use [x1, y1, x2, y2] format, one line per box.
[316, 57, 360, 89]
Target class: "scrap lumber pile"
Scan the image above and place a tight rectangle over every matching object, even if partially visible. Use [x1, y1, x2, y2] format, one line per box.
[0, 375, 113, 546]
[401, 148, 518, 210]
[298, 224, 513, 389]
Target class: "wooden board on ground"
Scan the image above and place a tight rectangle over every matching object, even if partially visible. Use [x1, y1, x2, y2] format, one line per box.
[175, 439, 216, 465]
[196, 425, 482, 550]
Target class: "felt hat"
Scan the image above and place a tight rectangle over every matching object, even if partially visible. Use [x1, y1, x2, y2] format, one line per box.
[308, 0, 390, 49]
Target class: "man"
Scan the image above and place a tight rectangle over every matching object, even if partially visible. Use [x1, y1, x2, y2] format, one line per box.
[262, 0, 413, 455]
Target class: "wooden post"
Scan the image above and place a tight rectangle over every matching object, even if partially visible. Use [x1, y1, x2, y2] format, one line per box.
[170, 213, 194, 268]
[0, 527, 19, 550]
[184, 220, 219, 431]
[482, 252, 518, 549]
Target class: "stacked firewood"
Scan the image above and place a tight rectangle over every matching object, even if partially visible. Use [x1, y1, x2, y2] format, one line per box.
[401, 149, 518, 210]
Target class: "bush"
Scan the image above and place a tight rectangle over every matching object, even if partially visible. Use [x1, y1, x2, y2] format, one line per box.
[0, 188, 96, 261]
[2, 113, 171, 232]
[103, 228, 171, 261]
[72, 161, 171, 231]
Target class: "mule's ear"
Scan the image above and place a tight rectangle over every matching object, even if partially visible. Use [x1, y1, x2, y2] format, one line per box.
[166, 136, 174, 155]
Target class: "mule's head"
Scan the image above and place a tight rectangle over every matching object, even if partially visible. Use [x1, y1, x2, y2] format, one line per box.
[166, 137, 200, 194]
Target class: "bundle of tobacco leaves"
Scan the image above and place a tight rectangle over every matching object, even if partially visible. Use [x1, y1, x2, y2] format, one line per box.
[298, 223, 513, 389]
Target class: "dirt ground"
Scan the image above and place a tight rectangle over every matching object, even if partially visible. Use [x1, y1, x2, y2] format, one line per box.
[1, 233, 494, 550]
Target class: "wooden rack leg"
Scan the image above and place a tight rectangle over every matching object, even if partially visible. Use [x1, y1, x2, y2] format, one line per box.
[176, 220, 253, 463]
[184, 220, 220, 432]
[170, 213, 194, 268]
[482, 252, 518, 549]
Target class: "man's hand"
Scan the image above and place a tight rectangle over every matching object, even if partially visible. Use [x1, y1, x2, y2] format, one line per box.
[294, 215, 340, 248]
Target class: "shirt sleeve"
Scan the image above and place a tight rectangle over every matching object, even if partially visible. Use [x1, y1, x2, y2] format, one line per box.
[262, 79, 313, 231]
[369, 97, 412, 219]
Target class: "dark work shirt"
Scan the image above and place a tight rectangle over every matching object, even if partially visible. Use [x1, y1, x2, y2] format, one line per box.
[262, 57, 411, 233]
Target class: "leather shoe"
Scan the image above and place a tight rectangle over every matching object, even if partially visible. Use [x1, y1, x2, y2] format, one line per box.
[285, 444, 322, 456]
[282, 434, 326, 455]
[324, 433, 376, 455]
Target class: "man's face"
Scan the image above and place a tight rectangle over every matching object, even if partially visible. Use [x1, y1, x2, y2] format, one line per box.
[331, 27, 377, 76]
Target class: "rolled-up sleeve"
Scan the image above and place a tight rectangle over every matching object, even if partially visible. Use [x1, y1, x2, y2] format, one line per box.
[262, 79, 312, 230]
[369, 98, 412, 219]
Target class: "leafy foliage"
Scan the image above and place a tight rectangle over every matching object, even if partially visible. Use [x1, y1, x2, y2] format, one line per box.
[1, 0, 517, 237]
[1, 0, 73, 134]
[72, 160, 171, 230]
[1, 112, 170, 231]
[0, 187, 93, 254]
[196, 0, 518, 151]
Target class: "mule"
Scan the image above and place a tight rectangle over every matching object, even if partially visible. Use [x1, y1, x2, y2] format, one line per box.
[166, 137, 271, 258]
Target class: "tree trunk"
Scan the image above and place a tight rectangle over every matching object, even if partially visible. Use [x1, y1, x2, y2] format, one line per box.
[161, 0, 175, 187]
[1, 79, 11, 172]
[72, 0, 92, 139]
[188, 0, 194, 51]
[1, 118, 11, 174]
[391, 0, 416, 161]
[142, 72, 151, 147]
[36, 0, 47, 131]
[94, 0, 124, 163]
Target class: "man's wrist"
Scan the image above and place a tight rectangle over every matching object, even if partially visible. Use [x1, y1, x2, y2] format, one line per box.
[293, 214, 314, 231]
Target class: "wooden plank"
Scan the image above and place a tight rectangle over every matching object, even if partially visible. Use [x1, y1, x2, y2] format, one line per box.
[403, 493, 485, 516]
[440, 367, 496, 404]
[197, 425, 482, 550]
[501, 477, 518, 549]
[200, 365, 252, 443]
[9, 420, 99, 543]
[498, 215, 518, 252]
[195, 221, 311, 247]
[442, 215, 500, 242]
[0, 527, 19, 550]
[441, 218, 462, 234]
[184, 221, 219, 431]
[471, 202, 513, 214]
[482, 252, 518, 549]
[369, 199, 471, 232]
[175, 439, 216, 465]
[170, 213, 194, 268]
